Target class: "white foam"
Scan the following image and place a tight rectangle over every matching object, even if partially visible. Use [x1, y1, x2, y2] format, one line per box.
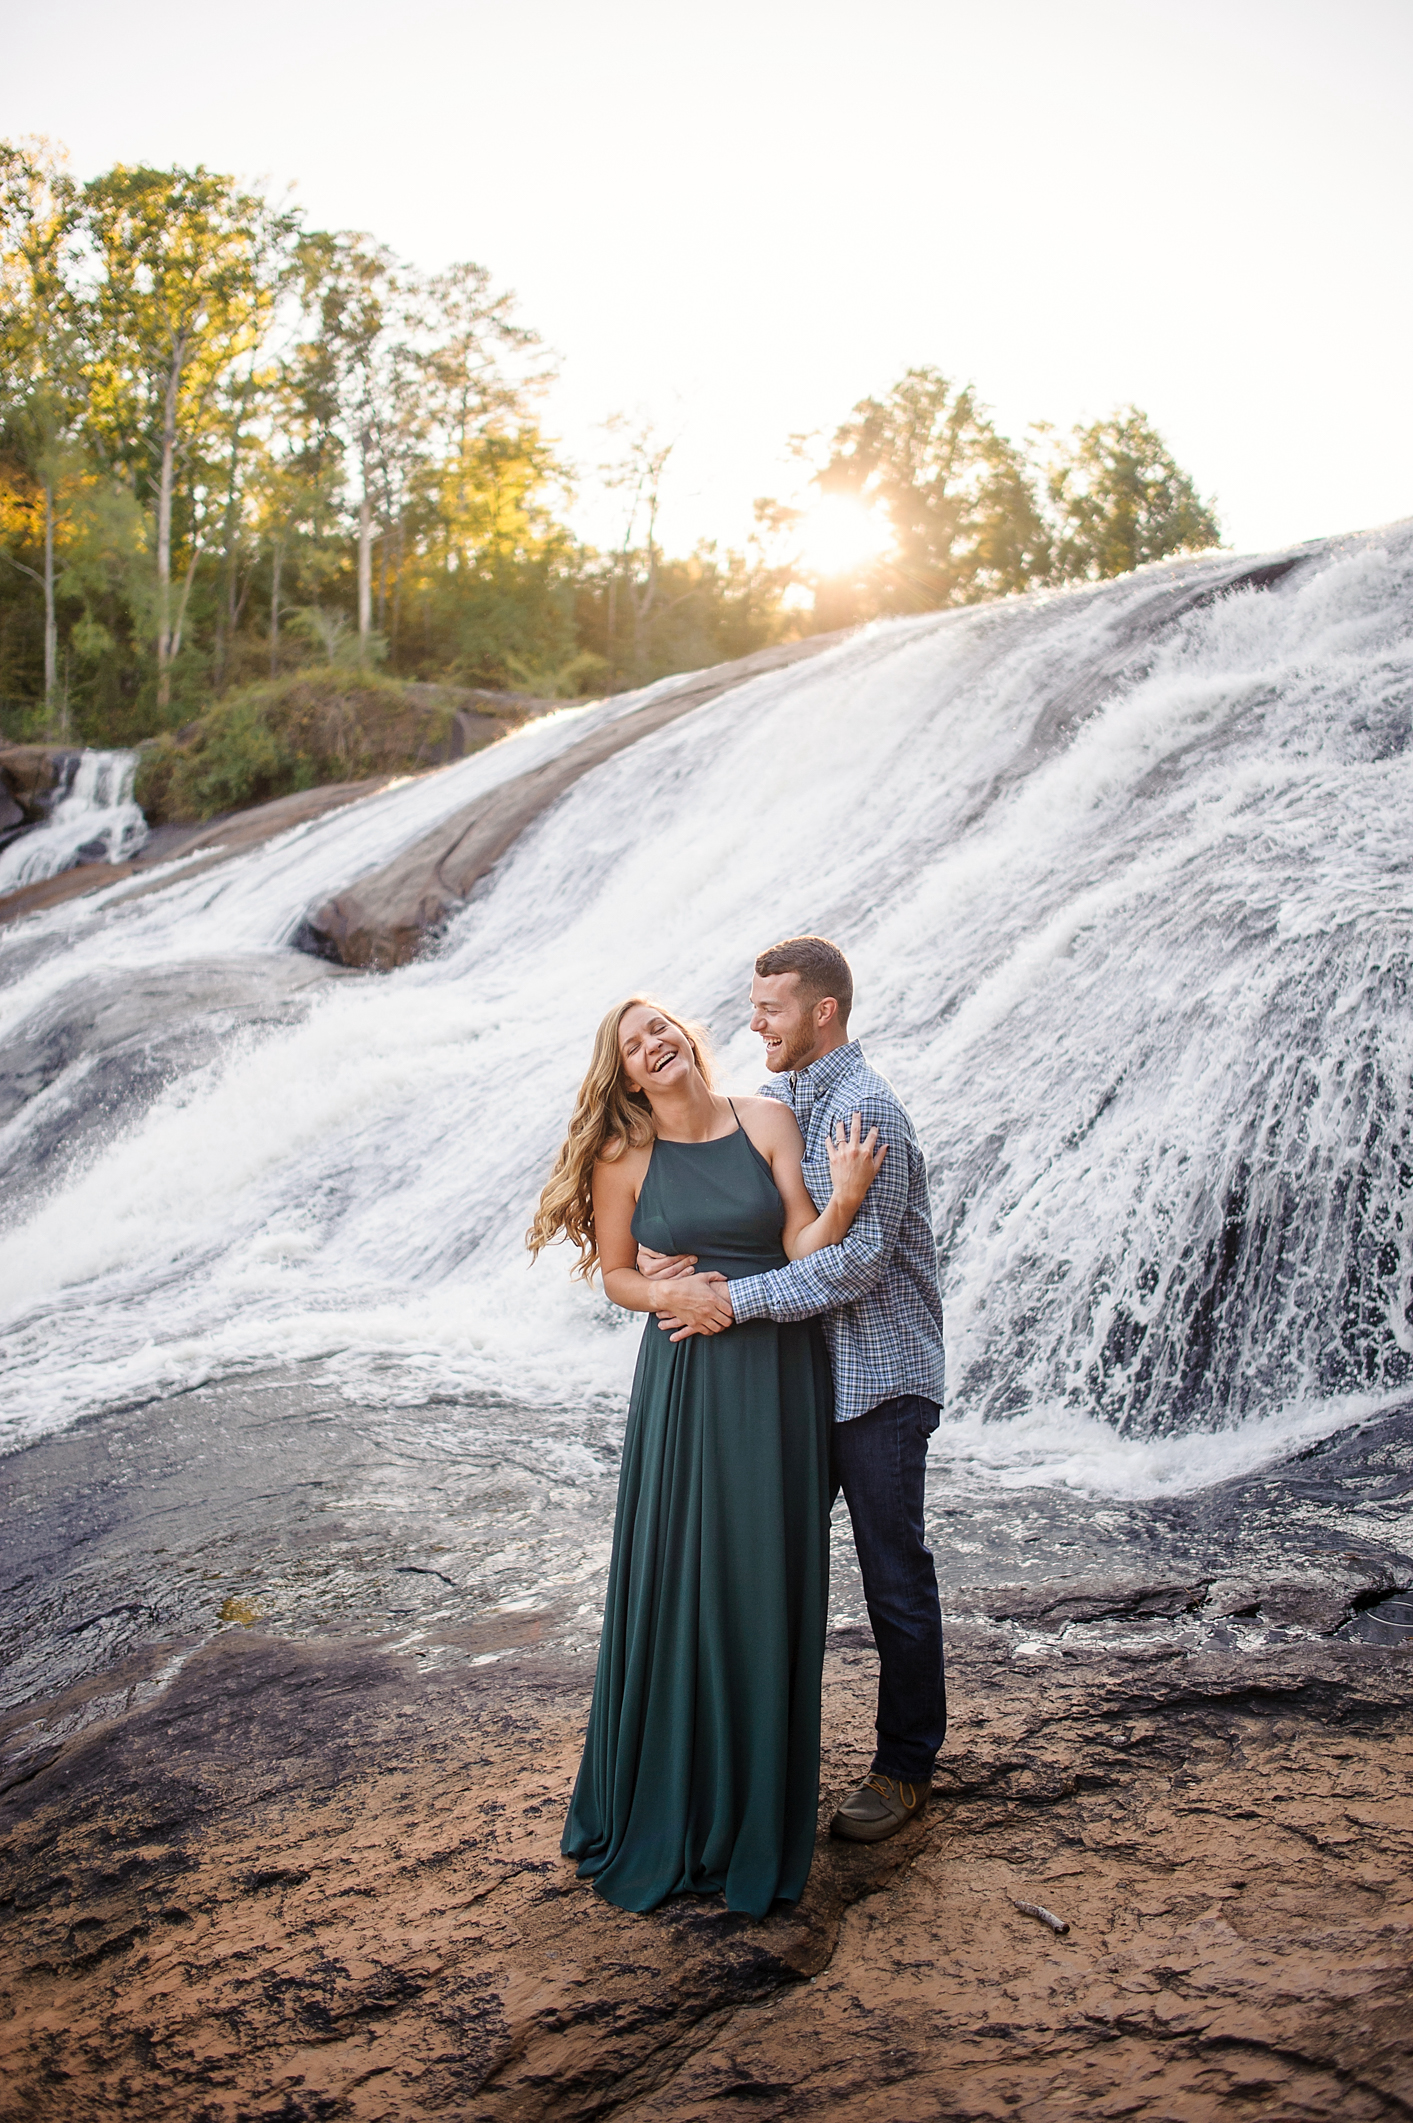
[930, 1389, 1401, 1499]
[2, 533, 1412, 1498]
[0, 749, 147, 889]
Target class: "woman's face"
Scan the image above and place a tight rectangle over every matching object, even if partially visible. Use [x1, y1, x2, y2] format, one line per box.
[618, 1004, 696, 1098]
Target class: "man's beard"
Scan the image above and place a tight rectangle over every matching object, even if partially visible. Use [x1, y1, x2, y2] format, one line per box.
[775, 1021, 820, 1073]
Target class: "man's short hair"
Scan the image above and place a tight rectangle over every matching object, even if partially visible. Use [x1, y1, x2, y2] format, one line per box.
[754, 935, 853, 1025]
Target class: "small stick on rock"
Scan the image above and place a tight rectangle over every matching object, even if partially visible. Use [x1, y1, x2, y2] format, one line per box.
[1011, 1896, 1069, 1935]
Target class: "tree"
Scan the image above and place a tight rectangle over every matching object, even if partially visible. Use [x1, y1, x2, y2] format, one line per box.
[0, 137, 85, 723]
[805, 367, 1051, 626]
[594, 415, 678, 683]
[291, 234, 403, 653]
[575, 422, 792, 692]
[405, 255, 558, 673]
[1046, 407, 1220, 580]
[79, 164, 298, 710]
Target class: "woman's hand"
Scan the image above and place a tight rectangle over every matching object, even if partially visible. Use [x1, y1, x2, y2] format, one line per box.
[826, 1111, 887, 1212]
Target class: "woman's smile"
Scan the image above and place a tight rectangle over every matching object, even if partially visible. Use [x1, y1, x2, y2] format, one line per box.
[618, 1007, 696, 1092]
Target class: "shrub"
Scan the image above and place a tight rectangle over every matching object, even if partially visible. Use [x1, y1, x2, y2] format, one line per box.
[134, 670, 485, 822]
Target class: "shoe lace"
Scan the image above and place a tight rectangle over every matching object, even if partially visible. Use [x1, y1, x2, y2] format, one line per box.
[864, 1774, 917, 1808]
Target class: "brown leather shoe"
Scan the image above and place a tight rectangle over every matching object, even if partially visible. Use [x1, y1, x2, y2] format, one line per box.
[829, 1772, 930, 1843]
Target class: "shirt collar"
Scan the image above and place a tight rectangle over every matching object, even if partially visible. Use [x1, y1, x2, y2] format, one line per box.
[792, 1039, 862, 1102]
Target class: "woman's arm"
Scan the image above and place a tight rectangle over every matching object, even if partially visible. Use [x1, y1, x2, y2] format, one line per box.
[593, 1152, 734, 1333]
[735, 1100, 886, 1261]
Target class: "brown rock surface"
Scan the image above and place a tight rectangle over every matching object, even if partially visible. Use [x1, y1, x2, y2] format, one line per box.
[2, 1622, 1409, 2121]
[3, 1380, 1409, 2119]
[298, 635, 849, 971]
[0, 744, 79, 815]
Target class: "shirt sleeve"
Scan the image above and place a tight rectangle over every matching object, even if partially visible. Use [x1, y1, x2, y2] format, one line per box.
[755, 1077, 792, 1105]
[730, 1094, 911, 1324]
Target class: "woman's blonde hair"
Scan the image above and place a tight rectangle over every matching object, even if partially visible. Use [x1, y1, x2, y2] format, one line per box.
[527, 996, 713, 1279]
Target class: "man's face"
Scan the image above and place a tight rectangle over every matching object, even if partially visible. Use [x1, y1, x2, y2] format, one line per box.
[750, 971, 828, 1074]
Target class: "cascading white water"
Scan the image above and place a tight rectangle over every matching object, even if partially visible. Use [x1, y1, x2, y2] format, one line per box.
[2, 526, 1411, 1499]
[0, 749, 148, 889]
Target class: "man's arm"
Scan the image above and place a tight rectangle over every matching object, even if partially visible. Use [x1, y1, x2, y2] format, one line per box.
[728, 1101, 911, 1325]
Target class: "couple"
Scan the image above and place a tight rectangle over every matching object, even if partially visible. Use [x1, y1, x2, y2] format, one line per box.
[528, 935, 947, 1918]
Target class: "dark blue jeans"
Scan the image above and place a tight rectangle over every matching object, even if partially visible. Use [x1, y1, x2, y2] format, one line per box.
[831, 1394, 946, 1783]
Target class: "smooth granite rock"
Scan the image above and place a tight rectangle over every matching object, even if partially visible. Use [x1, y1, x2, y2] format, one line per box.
[296, 636, 849, 971]
[0, 1631, 1409, 2122]
[2, 1380, 1411, 2120]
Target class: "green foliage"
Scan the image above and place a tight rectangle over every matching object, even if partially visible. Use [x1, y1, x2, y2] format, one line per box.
[287, 605, 388, 668]
[811, 368, 1052, 624]
[504, 646, 609, 699]
[1045, 407, 1222, 580]
[137, 693, 298, 818]
[134, 668, 480, 821]
[761, 376, 1220, 625]
[0, 143, 580, 734]
[1, 134, 1224, 791]
[573, 542, 794, 689]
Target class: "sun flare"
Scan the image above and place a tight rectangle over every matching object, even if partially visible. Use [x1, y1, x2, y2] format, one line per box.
[798, 493, 892, 578]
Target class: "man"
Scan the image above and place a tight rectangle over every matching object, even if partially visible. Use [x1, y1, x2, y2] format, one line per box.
[641, 936, 948, 1843]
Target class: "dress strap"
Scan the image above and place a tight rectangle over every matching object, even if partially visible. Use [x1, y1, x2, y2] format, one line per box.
[728, 1095, 777, 1182]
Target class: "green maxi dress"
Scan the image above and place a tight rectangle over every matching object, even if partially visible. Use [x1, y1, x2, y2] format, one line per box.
[562, 1114, 833, 1917]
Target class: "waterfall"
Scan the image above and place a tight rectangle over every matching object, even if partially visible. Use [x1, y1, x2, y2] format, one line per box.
[2, 525, 1411, 1499]
[0, 749, 148, 890]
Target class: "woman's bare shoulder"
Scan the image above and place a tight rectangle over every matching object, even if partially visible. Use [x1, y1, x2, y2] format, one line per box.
[733, 1092, 793, 1119]
[594, 1137, 652, 1182]
[733, 1095, 802, 1142]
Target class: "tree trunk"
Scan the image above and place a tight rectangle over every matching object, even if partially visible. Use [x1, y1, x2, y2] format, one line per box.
[269, 545, 282, 679]
[358, 429, 373, 646]
[42, 480, 56, 712]
[155, 336, 186, 712]
[218, 373, 254, 694]
[217, 492, 237, 694]
[171, 539, 203, 662]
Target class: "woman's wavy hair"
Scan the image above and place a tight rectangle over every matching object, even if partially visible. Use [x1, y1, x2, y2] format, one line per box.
[527, 996, 714, 1280]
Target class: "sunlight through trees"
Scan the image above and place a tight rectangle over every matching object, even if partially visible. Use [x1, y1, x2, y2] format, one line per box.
[0, 141, 1220, 754]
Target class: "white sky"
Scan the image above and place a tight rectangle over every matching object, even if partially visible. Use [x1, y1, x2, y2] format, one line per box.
[5, 0, 1411, 561]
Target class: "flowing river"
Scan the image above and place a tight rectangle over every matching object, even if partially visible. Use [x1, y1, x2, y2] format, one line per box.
[3, 524, 1412, 1513]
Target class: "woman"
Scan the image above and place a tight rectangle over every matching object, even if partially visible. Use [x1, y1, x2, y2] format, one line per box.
[528, 996, 884, 1917]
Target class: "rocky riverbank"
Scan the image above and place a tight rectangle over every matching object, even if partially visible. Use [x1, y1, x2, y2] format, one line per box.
[2, 1379, 1411, 2119]
[2, 1626, 1410, 2120]
[0, 746, 77, 845]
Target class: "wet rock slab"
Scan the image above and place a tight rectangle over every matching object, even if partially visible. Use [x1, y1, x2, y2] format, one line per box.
[1, 1629, 1411, 2121]
[2, 1387, 1412, 2119]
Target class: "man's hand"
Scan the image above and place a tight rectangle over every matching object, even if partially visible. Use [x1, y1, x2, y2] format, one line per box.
[638, 1244, 697, 1279]
[651, 1271, 734, 1342]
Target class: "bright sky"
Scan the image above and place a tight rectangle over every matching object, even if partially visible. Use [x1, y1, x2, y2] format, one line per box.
[5, 0, 1411, 562]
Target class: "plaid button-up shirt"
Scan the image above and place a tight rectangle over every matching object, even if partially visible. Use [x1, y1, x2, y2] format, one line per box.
[729, 1041, 946, 1423]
